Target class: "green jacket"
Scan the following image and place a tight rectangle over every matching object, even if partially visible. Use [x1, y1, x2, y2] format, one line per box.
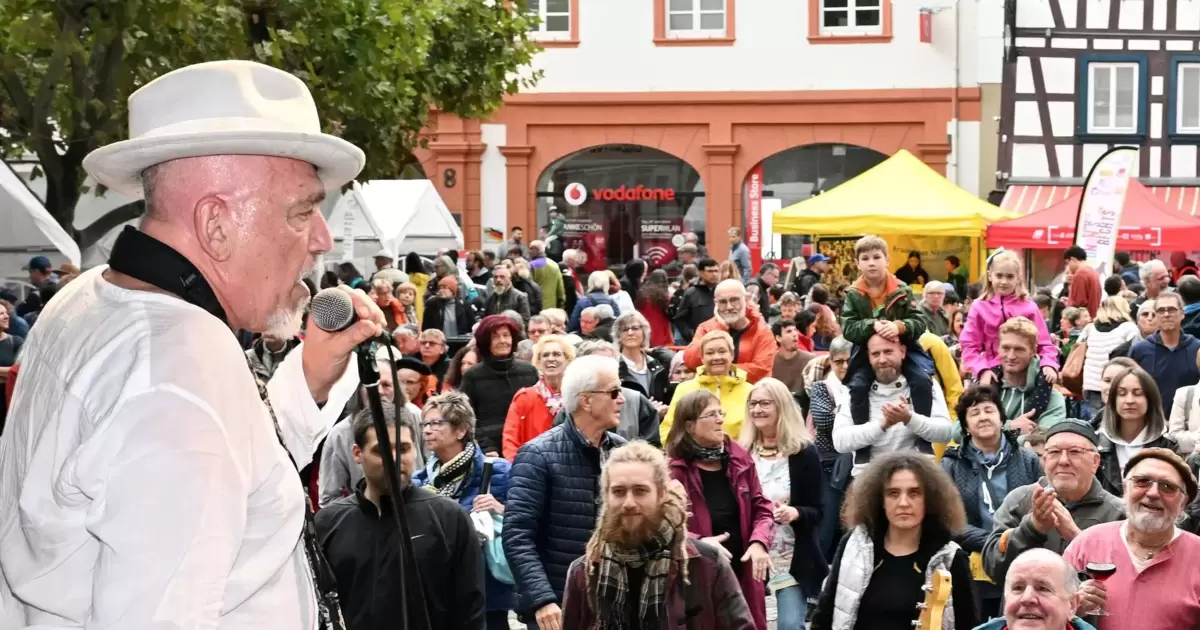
[841, 275, 928, 345]
[531, 257, 565, 310]
[949, 356, 1066, 443]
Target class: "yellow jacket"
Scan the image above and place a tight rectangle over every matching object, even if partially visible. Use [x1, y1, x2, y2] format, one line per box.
[410, 272, 431, 324]
[921, 331, 963, 460]
[660, 366, 753, 444]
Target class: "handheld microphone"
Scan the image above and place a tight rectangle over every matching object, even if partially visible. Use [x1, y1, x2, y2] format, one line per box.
[479, 461, 494, 495]
[309, 287, 393, 345]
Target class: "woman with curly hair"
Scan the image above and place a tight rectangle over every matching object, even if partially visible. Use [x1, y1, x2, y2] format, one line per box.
[811, 452, 978, 630]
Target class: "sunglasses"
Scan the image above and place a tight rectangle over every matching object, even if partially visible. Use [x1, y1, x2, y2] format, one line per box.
[587, 388, 622, 400]
[1128, 475, 1184, 497]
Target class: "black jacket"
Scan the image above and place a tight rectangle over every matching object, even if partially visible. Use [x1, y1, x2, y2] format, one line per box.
[790, 269, 821, 298]
[460, 357, 540, 453]
[484, 287, 531, 323]
[315, 483, 486, 630]
[514, 276, 543, 316]
[421, 297, 477, 338]
[561, 267, 580, 319]
[502, 415, 627, 616]
[671, 282, 716, 342]
[784, 446, 829, 594]
[617, 351, 670, 404]
[1097, 432, 1179, 497]
[941, 438, 1043, 552]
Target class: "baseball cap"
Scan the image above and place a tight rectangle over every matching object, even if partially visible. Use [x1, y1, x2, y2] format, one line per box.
[22, 256, 52, 272]
[1043, 419, 1099, 446]
[808, 253, 831, 266]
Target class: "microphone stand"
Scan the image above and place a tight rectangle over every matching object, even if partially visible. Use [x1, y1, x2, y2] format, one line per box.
[356, 344, 431, 630]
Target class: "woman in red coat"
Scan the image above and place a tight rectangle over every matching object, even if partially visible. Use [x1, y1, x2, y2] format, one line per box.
[638, 269, 674, 347]
[501, 334, 575, 460]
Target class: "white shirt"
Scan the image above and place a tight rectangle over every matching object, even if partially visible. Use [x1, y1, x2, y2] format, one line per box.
[0, 267, 358, 630]
[831, 376, 954, 476]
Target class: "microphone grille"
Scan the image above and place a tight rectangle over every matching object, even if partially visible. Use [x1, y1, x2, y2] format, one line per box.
[309, 288, 355, 332]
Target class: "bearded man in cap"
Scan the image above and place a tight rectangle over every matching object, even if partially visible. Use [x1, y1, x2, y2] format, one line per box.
[0, 60, 383, 630]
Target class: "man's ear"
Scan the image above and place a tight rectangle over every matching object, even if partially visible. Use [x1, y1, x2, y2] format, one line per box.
[194, 194, 235, 262]
[352, 444, 363, 465]
[1068, 589, 1083, 617]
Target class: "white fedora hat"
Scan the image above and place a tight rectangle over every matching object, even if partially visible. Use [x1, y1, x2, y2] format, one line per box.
[83, 60, 365, 198]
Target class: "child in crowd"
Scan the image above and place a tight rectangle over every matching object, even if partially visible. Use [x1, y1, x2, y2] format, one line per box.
[840, 235, 936, 443]
[959, 250, 1060, 384]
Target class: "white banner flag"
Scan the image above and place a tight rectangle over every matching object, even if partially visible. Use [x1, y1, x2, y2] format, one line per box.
[1074, 147, 1138, 278]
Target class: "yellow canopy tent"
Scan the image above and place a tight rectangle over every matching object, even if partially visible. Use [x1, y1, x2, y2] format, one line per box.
[771, 149, 1017, 237]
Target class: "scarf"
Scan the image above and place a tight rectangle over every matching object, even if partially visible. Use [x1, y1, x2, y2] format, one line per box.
[432, 442, 476, 499]
[592, 517, 677, 629]
[535, 377, 563, 417]
[691, 437, 727, 462]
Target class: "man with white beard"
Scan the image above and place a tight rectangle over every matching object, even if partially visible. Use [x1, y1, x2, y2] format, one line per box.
[0, 61, 382, 630]
[1063, 448, 1200, 628]
[680, 279, 777, 383]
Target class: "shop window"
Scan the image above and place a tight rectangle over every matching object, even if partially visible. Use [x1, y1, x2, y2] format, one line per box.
[666, 0, 726, 38]
[1077, 56, 1146, 139]
[529, 0, 572, 40]
[536, 144, 704, 273]
[820, 0, 882, 35]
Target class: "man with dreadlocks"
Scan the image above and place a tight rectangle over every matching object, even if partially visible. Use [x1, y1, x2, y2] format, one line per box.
[560, 441, 754, 630]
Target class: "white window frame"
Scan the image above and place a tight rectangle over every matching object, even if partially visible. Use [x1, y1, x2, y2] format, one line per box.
[818, 0, 884, 36]
[1087, 62, 1140, 135]
[529, 0, 571, 41]
[665, 0, 727, 39]
[1176, 63, 1200, 134]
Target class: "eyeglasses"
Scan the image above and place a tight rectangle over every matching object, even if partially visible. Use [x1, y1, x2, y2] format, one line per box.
[619, 326, 642, 334]
[716, 298, 744, 308]
[587, 388, 623, 400]
[1128, 475, 1184, 497]
[1044, 447, 1096, 460]
[420, 419, 449, 429]
[1156, 306, 1181, 315]
[747, 399, 774, 409]
[699, 409, 726, 421]
[419, 340, 443, 347]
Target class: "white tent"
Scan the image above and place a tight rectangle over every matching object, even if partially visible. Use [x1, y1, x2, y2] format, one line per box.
[326, 180, 463, 267]
[0, 160, 81, 274]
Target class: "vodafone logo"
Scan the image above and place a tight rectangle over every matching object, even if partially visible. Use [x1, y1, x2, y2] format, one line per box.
[565, 182, 588, 206]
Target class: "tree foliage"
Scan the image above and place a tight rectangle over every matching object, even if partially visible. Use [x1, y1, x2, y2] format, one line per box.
[0, 0, 541, 248]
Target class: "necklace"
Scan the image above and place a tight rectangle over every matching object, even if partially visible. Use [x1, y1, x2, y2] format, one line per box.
[1126, 529, 1170, 561]
[757, 444, 779, 457]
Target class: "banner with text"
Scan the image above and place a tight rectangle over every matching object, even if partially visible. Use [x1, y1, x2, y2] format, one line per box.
[639, 218, 684, 267]
[746, 164, 764, 272]
[1075, 147, 1138, 278]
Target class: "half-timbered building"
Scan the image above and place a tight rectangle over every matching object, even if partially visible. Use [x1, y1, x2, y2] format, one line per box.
[998, 0, 1200, 215]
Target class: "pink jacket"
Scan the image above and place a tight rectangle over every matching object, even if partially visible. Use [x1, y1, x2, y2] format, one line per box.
[960, 294, 1059, 376]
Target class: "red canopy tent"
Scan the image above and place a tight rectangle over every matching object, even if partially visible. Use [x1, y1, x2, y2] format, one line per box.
[987, 180, 1200, 251]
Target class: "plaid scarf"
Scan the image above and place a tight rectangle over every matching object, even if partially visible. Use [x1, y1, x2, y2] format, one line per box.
[432, 442, 476, 499]
[592, 518, 677, 629]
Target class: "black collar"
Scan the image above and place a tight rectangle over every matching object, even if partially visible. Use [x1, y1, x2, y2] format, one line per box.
[107, 226, 229, 326]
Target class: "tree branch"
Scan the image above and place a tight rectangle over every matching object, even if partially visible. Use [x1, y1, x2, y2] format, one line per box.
[0, 40, 35, 131]
[77, 201, 144, 251]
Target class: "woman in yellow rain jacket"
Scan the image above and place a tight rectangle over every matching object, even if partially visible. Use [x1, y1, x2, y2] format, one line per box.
[661, 329, 753, 443]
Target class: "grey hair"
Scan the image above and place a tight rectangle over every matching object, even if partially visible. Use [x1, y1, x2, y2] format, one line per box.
[501, 309, 525, 328]
[516, 339, 535, 361]
[587, 271, 610, 293]
[1156, 290, 1184, 309]
[563, 249, 578, 263]
[1005, 548, 1080, 597]
[576, 339, 618, 357]
[562, 355, 619, 414]
[828, 336, 853, 355]
[594, 304, 615, 320]
[924, 280, 945, 294]
[1138, 299, 1157, 316]
[529, 314, 551, 328]
[421, 391, 476, 444]
[612, 310, 651, 350]
[394, 324, 419, 338]
[581, 306, 598, 320]
[1140, 259, 1168, 283]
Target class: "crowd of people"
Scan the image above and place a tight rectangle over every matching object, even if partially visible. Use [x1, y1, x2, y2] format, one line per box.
[8, 223, 1200, 630]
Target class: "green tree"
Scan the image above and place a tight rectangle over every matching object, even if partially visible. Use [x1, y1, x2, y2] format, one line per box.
[0, 0, 541, 249]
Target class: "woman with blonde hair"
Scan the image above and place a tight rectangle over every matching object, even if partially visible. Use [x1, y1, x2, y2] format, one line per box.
[1078, 295, 1142, 413]
[500, 334, 576, 460]
[740, 378, 826, 629]
[660, 329, 753, 443]
[719, 259, 741, 282]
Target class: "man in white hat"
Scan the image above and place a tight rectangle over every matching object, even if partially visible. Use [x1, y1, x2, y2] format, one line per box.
[0, 60, 383, 630]
[371, 248, 408, 288]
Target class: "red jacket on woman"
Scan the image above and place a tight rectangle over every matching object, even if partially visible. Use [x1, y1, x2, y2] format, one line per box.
[638, 296, 674, 347]
[501, 386, 556, 461]
[669, 438, 775, 630]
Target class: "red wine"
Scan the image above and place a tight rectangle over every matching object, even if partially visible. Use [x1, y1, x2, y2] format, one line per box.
[1086, 562, 1117, 581]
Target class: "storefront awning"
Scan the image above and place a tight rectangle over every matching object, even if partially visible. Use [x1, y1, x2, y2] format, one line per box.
[988, 180, 1200, 251]
[1001, 184, 1200, 216]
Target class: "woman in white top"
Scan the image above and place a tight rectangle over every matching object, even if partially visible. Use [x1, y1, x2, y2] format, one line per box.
[1169, 350, 1200, 453]
[1078, 295, 1141, 413]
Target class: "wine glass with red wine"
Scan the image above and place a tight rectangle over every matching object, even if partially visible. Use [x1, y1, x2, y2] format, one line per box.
[1084, 555, 1116, 617]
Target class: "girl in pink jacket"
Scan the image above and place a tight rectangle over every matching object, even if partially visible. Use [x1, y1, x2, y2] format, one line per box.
[960, 250, 1060, 382]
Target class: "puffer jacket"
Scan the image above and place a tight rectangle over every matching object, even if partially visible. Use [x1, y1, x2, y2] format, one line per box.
[1096, 429, 1179, 497]
[411, 445, 514, 613]
[941, 438, 1043, 552]
[502, 415, 627, 617]
[1079, 320, 1141, 393]
[959, 294, 1060, 377]
[552, 387, 661, 447]
[671, 282, 716, 342]
[659, 366, 753, 444]
[460, 356, 540, 454]
[682, 306, 778, 384]
[568, 290, 621, 332]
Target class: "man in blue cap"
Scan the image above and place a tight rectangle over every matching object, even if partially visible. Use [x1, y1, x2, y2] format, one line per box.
[21, 256, 56, 289]
[791, 253, 829, 299]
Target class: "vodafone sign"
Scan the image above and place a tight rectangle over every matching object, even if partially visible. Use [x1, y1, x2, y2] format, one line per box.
[564, 182, 588, 206]
[563, 182, 677, 205]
